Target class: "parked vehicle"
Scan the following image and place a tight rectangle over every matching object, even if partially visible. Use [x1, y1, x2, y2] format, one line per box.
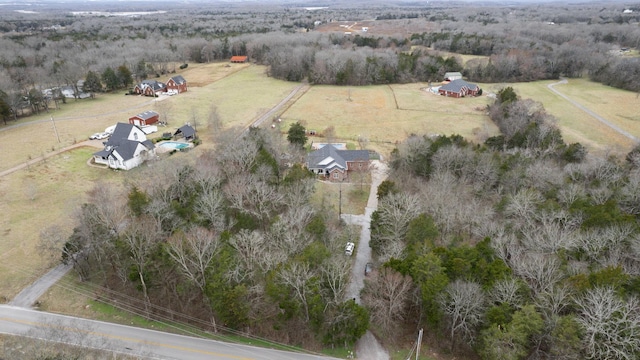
[365, 262, 373, 276]
[345, 242, 355, 256]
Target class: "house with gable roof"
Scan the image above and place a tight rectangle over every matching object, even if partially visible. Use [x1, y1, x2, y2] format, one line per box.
[93, 123, 156, 170]
[438, 79, 481, 98]
[166, 75, 188, 94]
[129, 110, 159, 127]
[306, 144, 370, 181]
[133, 80, 167, 97]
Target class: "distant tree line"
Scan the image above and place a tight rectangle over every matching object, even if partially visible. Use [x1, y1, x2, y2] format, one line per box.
[3, 2, 640, 122]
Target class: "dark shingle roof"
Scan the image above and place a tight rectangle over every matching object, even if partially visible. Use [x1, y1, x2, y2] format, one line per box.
[440, 79, 479, 93]
[306, 144, 369, 171]
[95, 123, 153, 161]
[170, 75, 186, 84]
[174, 124, 196, 138]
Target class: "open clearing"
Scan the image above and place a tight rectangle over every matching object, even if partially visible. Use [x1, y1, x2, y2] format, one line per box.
[501, 79, 640, 156]
[280, 82, 498, 157]
[2, 61, 640, 318]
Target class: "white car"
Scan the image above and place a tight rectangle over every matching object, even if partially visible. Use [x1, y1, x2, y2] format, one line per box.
[345, 242, 355, 256]
[90, 132, 110, 140]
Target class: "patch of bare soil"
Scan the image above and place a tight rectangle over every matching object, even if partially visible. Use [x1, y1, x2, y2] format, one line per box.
[314, 19, 436, 37]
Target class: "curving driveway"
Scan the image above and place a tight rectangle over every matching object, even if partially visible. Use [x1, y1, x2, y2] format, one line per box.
[547, 78, 638, 142]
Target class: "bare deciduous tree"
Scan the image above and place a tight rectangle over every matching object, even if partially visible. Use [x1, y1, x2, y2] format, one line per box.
[362, 267, 414, 336]
[438, 280, 486, 351]
[167, 226, 221, 292]
[575, 287, 640, 360]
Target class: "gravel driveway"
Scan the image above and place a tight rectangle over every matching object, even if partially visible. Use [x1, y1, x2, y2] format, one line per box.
[341, 160, 390, 360]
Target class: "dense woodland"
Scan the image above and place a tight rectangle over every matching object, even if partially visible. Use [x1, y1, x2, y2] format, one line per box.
[3, 2, 640, 121]
[4, 1, 640, 359]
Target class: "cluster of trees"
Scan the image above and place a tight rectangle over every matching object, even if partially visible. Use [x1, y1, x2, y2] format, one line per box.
[362, 89, 640, 358]
[54, 127, 368, 348]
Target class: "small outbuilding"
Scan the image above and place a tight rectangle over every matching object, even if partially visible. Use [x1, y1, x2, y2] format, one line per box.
[129, 110, 160, 127]
[230, 56, 248, 63]
[174, 124, 196, 141]
[438, 79, 481, 98]
[444, 72, 463, 81]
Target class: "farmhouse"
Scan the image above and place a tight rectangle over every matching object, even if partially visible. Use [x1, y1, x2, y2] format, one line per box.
[230, 56, 248, 63]
[174, 124, 196, 141]
[306, 144, 370, 181]
[444, 72, 463, 81]
[438, 79, 481, 98]
[129, 110, 160, 126]
[133, 80, 166, 96]
[166, 75, 188, 93]
[93, 123, 155, 170]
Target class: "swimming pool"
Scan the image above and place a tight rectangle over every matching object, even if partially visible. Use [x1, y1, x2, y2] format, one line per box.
[159, 141, 189, 150]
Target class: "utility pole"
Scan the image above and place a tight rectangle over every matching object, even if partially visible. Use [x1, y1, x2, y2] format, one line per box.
[416, 328, 423, 360]
[51, 115, 60, 143]
[339, 180, 342, 221]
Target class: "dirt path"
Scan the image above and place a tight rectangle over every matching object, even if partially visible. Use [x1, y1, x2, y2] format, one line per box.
[341, 160, 390, 360]
[0, 140, 103, 178]
[244, 83, 310, 133]
[548, 78, 638, 142]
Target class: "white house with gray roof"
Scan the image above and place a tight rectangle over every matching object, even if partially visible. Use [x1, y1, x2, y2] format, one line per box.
[93, 123, 155, 170]
[306, 144, 370, 181]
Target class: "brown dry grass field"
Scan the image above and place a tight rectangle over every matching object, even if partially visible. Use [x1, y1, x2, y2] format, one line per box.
[280, 83, 498, 158]
[502, 79, 640, 156]
[2, 61, 640, 323]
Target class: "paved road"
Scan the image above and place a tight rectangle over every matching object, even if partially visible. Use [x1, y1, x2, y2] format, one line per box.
[341, 160, 390, 360]
[0, 305, 339, 360]
[9, 263, 73, 308]
[547, 78, 638, 142]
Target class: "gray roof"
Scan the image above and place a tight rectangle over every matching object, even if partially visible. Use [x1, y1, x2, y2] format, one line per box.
[306, 144, 369, 171]
[170, 75, 186, 84]
[139, 80, 166, 91]
[95, 123, 154, 161]
[439, 79, 479, 93]
[132, 110, 159, 120]
[174, 124, 196, 138]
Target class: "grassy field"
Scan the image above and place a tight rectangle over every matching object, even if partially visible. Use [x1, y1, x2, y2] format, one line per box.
[499, 79, 639, 156]
[281, 83, 498, 158]
[0, 63, 306, 303]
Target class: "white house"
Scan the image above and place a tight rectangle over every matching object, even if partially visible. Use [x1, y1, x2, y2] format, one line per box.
[93, 123, 155, 170]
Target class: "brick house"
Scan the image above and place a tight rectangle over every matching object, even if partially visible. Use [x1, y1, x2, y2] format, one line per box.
[438, 79, 481, 98]
[306, 144, 370, 181]
[166, 75, 188, 94]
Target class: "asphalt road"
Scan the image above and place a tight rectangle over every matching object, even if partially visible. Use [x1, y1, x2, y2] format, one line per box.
[9, 263, 72, 307]
[0, 305, 339, 360]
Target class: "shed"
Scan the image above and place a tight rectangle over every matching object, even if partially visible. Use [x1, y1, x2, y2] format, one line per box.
[129, 110, 160, 126]
[444, 72, 463, 81]
[174, 124, 196, 141]
[230, 56, 248, 63]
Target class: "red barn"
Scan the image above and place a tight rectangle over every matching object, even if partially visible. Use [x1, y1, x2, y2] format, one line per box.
[230, 56, 248, 63]
[166, 75, 188, 93]
[128, 110, 160, 126]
